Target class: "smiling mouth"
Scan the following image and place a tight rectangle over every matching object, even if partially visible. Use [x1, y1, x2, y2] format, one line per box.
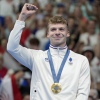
[53, 37, 60, 40]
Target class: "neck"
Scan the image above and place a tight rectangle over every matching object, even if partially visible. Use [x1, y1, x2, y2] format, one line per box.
[50, 45, 67, 49]
[50, 43, 67, 48]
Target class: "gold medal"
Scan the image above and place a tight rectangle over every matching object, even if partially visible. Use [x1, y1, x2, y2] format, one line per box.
[51, 83, 62, 94]
[48, 49, 70, 94]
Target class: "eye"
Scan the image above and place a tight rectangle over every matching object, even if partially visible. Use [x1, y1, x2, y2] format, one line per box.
[51, 28, 56, 31]
[59, 28, 65, 31]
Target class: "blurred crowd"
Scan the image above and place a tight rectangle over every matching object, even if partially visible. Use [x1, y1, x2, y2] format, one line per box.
[0, 0, 100, 100]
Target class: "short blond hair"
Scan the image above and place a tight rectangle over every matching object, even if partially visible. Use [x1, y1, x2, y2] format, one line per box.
[48, 15, 68, 27]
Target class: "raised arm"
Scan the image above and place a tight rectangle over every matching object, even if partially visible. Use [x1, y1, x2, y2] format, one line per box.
[7, 4, 38, 70]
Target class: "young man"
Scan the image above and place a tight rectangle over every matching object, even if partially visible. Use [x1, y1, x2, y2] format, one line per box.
[7, 3, 90, 100]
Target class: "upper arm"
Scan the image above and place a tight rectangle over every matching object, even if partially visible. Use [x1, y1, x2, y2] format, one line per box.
[7, 45, 38, 71]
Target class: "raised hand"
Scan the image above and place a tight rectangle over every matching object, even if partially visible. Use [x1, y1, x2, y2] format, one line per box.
[18, 3, 38, 21]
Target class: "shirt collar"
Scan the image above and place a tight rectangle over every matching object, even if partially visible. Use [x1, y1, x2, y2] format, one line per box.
[49, 45, 68, 56]
[50, 45, 67, 50]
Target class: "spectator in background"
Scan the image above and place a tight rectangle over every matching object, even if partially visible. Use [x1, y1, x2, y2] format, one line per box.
[79, 19, 98, 48]
[67, 16, 81, 49]
[0, 24, 5, 40]
[0, 53, 8, 78]
[35, 18, 49, 50]
[88, 96, 94, 100]
[81, 46, 96, 89]
[21, 87, 30, 100]
[81, 46, 94, 65]
[29, 37, 40, 50]
[67, 6, 88, 51]
[56, 3, 66, 18]
[0, 0, 16, 21]
[72, 6, 87, 22]
[89, 89, 98, 100]
[20, 26, 31, 46]
[20, 72, 31, 100]
[92, 43, 100, 98]
[73, 42, 85, 54]
[82, 45, 100, 99]
[44, 2, 54, 17]
[69, 0, 93, 20]
[71, 6, 87, 33]
[92, 44, 100, 68]
[4, 16, 14, 39]
[0, 38, 22, 71]
[0, 38, 6, 54]
[0, 70, 24, 100]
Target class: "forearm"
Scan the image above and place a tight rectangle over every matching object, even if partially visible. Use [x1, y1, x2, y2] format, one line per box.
[7, 20, 25, 52]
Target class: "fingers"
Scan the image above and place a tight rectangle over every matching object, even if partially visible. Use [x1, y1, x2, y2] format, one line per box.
[18, 3, 38, 21]
[25, 3, 38, 15]
[26, 5, 38, 11]
[25, 3, 38, 11]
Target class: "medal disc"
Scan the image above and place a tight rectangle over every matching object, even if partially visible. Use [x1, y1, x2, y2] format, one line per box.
[51, 83, 62, 94]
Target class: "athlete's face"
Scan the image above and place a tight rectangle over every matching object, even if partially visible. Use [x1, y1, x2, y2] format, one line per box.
[47, 24, 70, 47]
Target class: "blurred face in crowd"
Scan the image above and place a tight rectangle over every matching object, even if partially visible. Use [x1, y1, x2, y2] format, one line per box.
[47, 16, 70, 47]
[68, 18, 75, 29]
[87, 20, 96, 34]
[45, 3, 53, 13]
[57, 6, 65, 15]
[83, 51, 94, 63]
[5, 16, 13, 26]
[74, 7, 82, 18]
[37, 19, 46, 29]
[29, 38, 40, 50]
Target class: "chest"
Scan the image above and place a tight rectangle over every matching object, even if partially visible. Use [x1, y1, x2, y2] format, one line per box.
[32, 54, 81, 83]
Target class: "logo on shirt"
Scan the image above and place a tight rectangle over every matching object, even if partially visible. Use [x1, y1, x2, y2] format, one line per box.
[45, 58, 49, 62]
[68, 57, 73, 64]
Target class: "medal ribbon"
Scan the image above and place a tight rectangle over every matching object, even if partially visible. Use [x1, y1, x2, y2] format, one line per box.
[47, 49, 70, 83]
